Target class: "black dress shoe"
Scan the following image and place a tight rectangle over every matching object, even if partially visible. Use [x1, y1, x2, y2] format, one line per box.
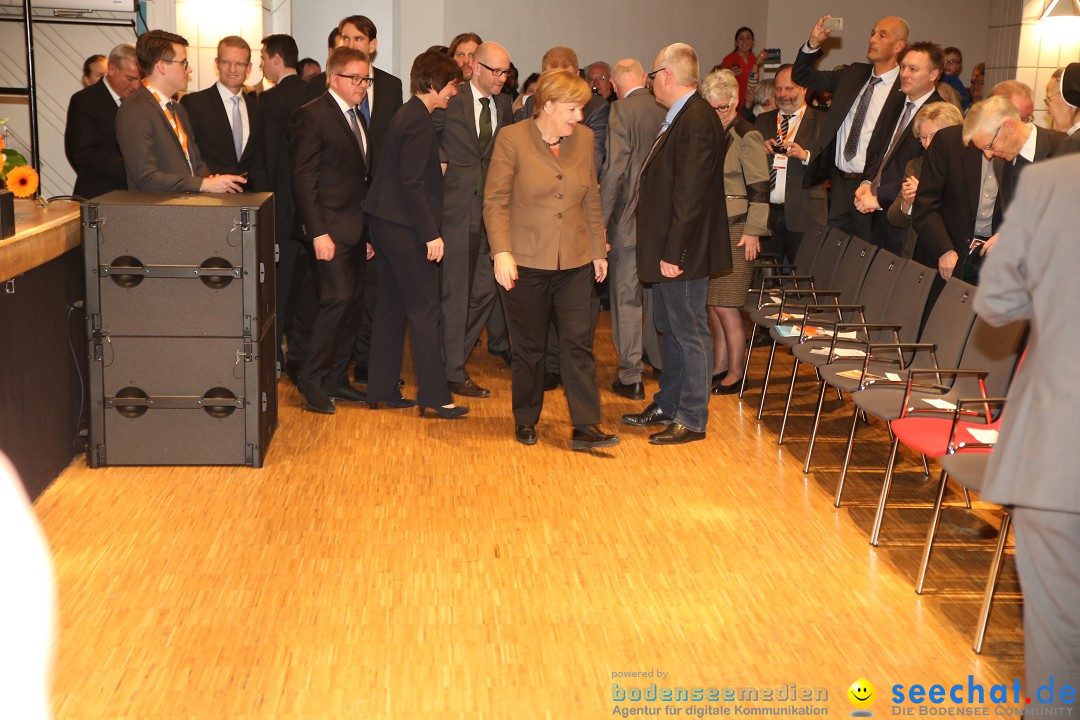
[364, 396, 416, 409]
[326, 384, 367, 402]
[543, 372, 562, 391]
[449, 379, 491, 398]
[571, 425, 620, 451]
[418, 404, 470, 419]
[302, 388, 335, 415]
[488, 348, 512, 368]
[621, 402, 674, 427]
[649, 423, 706, 445]
[515, 424, 537, 445]
[711, 378, 742, 395]
[611, 379, 645, 400]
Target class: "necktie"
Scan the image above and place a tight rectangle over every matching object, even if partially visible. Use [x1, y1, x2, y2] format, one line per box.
[347, 107, 367, 165]
[633, 121, 671, 211]
[843, 76, 883, 162]
[359, 94, 371, 126]
[770, 113, 793, 190]
[478, 97, 493, 152]
[231, 95, 244, 161]
[164, 100, 192, 173]
[871, 101, 914, 194]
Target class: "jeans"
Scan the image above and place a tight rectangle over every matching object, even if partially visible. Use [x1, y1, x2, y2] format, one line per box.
[652, 277, 711, 433]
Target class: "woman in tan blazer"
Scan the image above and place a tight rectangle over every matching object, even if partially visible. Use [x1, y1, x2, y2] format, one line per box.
[483, 70, 618, 451]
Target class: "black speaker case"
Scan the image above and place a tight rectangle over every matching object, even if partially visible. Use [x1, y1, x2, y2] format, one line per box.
[87, 318, 278, 467]
[82, 191, 275, 339]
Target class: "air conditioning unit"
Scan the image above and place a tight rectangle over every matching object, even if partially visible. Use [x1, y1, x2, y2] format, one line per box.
[0, 0, 137, 12]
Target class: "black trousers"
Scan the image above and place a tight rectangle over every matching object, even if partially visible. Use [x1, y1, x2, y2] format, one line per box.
[828, 169, 873, 242]
[500, 263, 600, 427]
[767, 204, 805, 265]
[367, 216, 452, 409]
[301, 238, 367, 392]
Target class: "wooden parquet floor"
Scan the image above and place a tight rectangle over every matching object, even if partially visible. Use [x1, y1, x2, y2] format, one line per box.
[35, 315, 1025, 719]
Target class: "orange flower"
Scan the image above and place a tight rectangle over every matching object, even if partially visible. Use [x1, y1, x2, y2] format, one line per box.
[5, 164, 38, 198]
[0, 134, 6, 151]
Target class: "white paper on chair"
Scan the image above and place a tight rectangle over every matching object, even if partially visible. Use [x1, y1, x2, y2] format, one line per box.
[769, 295, 782, 304]
[885, 372, 902, 382]
[922, 398, 957, 410]
[766, 311, 805, 321]
[810, 347, 865, 358]
[966, 428, 999, 444]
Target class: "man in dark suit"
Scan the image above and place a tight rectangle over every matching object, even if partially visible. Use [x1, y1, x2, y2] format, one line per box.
[116, 30, 246, 194]
[433, 41, 513, 399]
[852, 41, 944, 255]
[329, 14, 406, 387]
[64, 42, 140, 199]
[259, 33, 312, 382]
[289, 47, 373, 414]
[180, 36, 266, 191]
[913, 94, 1064, 288]
[622, 43, 730, 445]
[755, 63, 827, 264]
[600, 58, 666, 401]
[792, 15, 909, 241]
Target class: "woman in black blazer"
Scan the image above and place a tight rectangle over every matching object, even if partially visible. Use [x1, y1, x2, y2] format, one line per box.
[364, 51, 468, 418]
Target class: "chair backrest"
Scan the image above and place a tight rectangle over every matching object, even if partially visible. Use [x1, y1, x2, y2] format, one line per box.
[881, 259, 935, 343]
[792, 224, 830, 275]
[850, 251, 905, 339]
[807, 228, 851, 288]
[827, 236, 878, 303]
[918, 276, 978, 369]
[947, 315, 1029, 399]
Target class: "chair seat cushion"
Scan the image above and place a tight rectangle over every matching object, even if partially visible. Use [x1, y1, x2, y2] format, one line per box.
[938, 452, 992, 491]
[890, 416, 998, 457]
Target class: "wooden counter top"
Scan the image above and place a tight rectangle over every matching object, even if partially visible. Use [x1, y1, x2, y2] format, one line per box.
[0, 199, 81, 283]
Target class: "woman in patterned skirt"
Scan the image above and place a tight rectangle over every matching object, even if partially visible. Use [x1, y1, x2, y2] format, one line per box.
[701, 68, 771, 394]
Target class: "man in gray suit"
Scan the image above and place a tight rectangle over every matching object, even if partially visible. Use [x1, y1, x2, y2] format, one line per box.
[974, 153, 1080, 708]
[116, 30, 245, 194]
[755, 63, 827, 264]
[433, 41, 513, 399]
[600, 59, 665, 400]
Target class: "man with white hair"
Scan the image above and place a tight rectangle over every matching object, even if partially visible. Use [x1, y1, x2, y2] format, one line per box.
[600, 58, 666, 401]
[622, 43, 730, 445]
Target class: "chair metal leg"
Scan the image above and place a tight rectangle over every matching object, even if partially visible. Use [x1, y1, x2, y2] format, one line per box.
[916, 470, 951, 594]
[962, 487, 971, 509]
[803, 380, 828, 474]
[973, 511, 1011, 654]
[756, 340, 778, 420]
[738, 325, 757, 399]
[835, 405, 861, 507]
[869, 438, 901, 546]
[921, 453, 931, 477]
[777, 358, 801, 444]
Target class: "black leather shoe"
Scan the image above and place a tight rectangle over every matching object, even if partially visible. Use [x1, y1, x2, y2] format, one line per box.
[364, 396, 416, 409]
[326, 384, 367, 402]
[711, 378, 742, 395]
[488, 348, 512, 368]
[302, 388, 335, 415]
[418, 404, 469, 419]
[515, 424, 537, 445]
[621, 403, 674, 427]
[449, 379, 491, 398]
[543, 372, 562, 391]
[571, 425, 620, 451]
[649, 423, 705, 445]
[611, 379, 645, 400]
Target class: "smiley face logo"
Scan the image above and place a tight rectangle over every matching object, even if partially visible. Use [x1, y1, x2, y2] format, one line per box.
[848, 678, 876, 709]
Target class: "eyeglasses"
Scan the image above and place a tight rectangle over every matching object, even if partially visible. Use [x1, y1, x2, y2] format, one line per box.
[162, 58, 190, 70]
[917, 132, 936, 142]
[943, 58, 961, 66]
[588, 75, 608, 82]
[477, 61, 510, 78]
[645, 67, 666, 87]
[335, 73, 373, 86]
[711, 102, 734, 112]
[979, 124, 1003, 152]
[216, 60, 250, 70]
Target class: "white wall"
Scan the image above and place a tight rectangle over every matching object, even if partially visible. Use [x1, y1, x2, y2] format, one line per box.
[290, 0, 394, 74]
[764, 0, 991, 80]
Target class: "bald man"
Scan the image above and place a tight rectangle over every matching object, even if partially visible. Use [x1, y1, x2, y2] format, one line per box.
[792, 15, 910, 241]
[433, 41, 514, 398]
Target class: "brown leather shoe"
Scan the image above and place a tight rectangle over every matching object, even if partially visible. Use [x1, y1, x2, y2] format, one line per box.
[571, 425, 620, 451]
[449, 379, 491, 398]
[648, 423, 705, 445]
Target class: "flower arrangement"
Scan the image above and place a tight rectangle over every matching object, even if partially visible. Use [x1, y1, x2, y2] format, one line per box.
[0, 118, 40, 199]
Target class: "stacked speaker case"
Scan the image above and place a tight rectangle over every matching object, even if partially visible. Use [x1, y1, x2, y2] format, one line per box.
[83, 192, 277, 467]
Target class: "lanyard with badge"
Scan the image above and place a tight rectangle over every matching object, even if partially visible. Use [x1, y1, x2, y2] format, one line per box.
[772, 106, 804, 173]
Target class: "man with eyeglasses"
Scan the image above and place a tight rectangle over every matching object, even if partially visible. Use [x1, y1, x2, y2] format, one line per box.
[587, 61, 617, 102]
[180, 36, 266, 191]
[288, 47, 375, 414]
[432, 41, 514, 400]
[117, 29, 245, 193]
[1047, 63, 1080, 157]
[65, 42, 140, 199]
[913, 94, 1063, 292]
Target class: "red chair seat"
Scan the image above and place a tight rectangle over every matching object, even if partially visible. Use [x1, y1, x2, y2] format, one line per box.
[889, 416, 997, 457]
